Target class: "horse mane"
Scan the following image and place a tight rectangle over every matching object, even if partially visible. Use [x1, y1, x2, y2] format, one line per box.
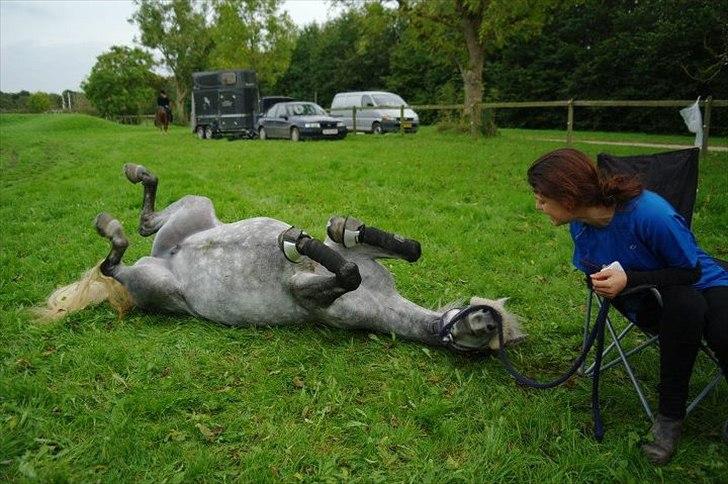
[32, 262, 134, 322]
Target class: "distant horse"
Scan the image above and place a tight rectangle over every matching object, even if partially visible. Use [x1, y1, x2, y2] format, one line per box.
[154, 107, 170, 133]
[38, 165, 524, 352]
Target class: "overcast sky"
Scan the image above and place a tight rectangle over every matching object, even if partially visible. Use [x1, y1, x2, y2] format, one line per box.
[0, 0, 344, 93]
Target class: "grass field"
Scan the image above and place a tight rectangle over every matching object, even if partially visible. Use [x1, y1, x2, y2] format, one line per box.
[1, 114, 727, 482]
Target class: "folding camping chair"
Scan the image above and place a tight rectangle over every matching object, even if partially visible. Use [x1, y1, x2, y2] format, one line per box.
[580, 147, 726, 421]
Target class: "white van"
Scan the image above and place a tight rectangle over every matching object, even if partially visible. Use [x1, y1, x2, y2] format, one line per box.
[330, 91, 419, 134]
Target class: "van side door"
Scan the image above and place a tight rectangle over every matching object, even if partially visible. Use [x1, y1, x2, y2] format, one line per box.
[360, 94, 376, 132]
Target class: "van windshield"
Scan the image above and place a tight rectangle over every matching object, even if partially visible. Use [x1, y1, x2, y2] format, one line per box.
[288, 103, 327, 116]
[372, 94, 406, 107]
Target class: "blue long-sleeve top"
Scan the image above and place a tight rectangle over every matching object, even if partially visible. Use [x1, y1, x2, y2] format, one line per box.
[570, 190, 728, 290]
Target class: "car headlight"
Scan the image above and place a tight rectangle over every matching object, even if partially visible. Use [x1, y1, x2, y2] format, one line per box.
[337, 121, 344, 127]
[304, 122, 320, 128]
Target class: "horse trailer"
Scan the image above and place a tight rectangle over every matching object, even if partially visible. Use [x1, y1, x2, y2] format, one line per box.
[191, 69, 259, 139]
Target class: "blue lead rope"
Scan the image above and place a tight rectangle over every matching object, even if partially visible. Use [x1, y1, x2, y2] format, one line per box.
[445, 302, 611, 441]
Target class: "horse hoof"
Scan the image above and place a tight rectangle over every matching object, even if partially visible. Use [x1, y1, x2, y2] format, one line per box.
[124, 164, 145, 183]
[95, 212, 122, 238]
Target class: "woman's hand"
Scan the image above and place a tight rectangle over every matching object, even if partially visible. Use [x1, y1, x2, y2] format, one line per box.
[590, 268, 627, 299]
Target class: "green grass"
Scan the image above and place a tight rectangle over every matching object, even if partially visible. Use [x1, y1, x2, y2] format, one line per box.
[1, 113, 726, 482]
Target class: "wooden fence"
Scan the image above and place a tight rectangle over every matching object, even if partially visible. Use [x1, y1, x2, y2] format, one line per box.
[114, 98, 726, 156]
[401, 97, 725, 157]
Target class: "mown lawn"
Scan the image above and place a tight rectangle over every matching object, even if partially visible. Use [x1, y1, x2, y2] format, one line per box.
[1, 114, 726, 482]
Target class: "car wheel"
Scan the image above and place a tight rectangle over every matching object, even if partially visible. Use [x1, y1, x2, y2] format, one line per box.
[290, 127, 300, 142]
[372, 122, 382, 134]
[259, 127, 267, 140]
[196, 126, 206, 139]
[205, 126, 214, 139]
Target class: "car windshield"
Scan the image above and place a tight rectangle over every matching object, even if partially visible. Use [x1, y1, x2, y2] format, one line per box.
[287, 103, 326, 116]
[372, 94, 407, 107]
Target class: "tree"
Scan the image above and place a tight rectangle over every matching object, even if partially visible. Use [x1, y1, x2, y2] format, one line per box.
[131, 0, 214, 122]
[27, 92, 52, 113]
[81, 46, 156, 118]
[486, 0, 728, 135]
[275, 4, 398, 106]
[208, 0, 296, 93]
[399, 0, 561, 136]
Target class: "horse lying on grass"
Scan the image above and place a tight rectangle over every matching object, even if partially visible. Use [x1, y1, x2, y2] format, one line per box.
[38, 165, 524, 352]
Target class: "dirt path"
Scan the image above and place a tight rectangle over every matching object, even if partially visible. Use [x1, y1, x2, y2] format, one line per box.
[529, 138, 728, 152]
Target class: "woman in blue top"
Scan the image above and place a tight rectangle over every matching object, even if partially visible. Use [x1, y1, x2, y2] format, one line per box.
[527, 148, 727, 465]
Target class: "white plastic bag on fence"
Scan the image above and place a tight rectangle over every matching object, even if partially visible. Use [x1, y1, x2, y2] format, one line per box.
[679, 97, 703, 148]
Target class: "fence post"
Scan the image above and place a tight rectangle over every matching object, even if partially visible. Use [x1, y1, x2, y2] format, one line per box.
[701, 96, 712, 158]
[566, 99, 574, 146]
[352, 106, 357, 134]
[400, 105, 405, 135]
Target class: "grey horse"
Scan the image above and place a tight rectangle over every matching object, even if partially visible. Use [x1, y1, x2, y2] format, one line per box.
[53, 164, 523, 352]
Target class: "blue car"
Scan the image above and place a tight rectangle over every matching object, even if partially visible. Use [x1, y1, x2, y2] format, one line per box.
[257, 102, 347, 141]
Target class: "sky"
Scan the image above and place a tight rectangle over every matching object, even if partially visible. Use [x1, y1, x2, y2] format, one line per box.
[0, 0, 344, 93]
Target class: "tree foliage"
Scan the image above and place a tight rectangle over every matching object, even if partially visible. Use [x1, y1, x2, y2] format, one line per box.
[208, 0, 296, 93]
[486, 0, 728, 134]
[397, 0, 562, 136]
[276, 0, 726, 135]
[275, 4, 399, 105]
[81, 46, 156, 118]
[131, 0, 213, 120]
[26, 92, 52, 113]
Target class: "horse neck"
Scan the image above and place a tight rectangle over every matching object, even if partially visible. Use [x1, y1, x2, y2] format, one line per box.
[349, 291, 444, 347]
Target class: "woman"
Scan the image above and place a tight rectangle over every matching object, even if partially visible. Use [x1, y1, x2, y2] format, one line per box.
[527, 148, 727, 465]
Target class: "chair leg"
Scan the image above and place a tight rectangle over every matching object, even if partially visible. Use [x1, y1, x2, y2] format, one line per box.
[686, 372, 723, 415]
[595, 332, 658, 373]
[603, 317, 655, 421]
[580, 290, 595, 375]
[581, 290, 722, 423]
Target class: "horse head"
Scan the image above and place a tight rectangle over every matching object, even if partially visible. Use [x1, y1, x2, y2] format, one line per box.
[439, 296, 526, 352]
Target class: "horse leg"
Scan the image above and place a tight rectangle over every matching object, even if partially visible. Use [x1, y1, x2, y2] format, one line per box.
[279, 226, 361, 307]
[326, 216, 421, 262]
[123, 164, 220, 253]
[95, 212, 129, 277]
[95, 212, 188, 313]
[124, 163, 159, 236]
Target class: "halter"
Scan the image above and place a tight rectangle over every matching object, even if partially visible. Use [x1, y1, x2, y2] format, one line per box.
[437, 304, 502, 352]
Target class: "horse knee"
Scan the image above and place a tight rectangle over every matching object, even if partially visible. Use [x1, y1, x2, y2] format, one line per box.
[327, 216, 363, 248]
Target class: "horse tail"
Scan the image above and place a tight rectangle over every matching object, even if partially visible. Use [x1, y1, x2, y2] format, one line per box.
[32, 262, 134, 321]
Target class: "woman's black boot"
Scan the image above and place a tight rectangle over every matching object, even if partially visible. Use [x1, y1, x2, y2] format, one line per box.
[641, 414, 684, 465]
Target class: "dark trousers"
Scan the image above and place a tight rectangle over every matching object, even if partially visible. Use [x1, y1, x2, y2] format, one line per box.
[617, 285, 728, 419]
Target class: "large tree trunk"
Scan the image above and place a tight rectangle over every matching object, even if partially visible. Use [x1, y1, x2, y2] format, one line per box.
[174, 81, 188, 126]
[458, 3, 486, 137]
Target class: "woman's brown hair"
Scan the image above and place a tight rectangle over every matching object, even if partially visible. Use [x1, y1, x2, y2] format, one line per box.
[527, 148, 642, 209]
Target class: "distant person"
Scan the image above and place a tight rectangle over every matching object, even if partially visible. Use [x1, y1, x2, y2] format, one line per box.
[157, 90, 172, 123]
[526, 148, 728, 465]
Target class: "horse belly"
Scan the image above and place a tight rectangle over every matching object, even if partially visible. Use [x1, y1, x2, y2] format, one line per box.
[168, 220, 309, 326]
